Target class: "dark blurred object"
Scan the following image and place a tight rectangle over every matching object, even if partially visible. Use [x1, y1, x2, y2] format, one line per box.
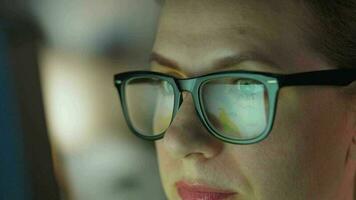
[0, 16, 60, 200]
[0, 0, 30, 18]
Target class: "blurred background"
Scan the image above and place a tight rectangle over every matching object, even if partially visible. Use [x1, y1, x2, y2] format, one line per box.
[0, 0, 165, 199]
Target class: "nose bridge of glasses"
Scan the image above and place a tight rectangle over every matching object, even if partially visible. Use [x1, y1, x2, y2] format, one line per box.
[177, 79, 197, 93]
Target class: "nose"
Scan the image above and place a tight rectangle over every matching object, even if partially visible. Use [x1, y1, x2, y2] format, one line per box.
[161, 92, 223, 160]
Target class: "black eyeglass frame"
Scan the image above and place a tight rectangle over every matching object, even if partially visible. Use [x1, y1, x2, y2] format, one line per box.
[114, 69, 356, 145]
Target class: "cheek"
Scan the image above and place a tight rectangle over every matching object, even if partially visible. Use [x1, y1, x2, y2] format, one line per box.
[155, 140, 179, 171]
[154, 87, 349, 199]
[241, 87, 348, 198]
[155, 140, 181, 197]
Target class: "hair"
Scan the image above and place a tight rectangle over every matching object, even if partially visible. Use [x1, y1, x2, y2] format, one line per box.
[304, 0, 356, 69]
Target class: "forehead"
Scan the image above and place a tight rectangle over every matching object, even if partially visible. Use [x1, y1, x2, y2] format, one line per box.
[156, 0, 309, 40]
[153, 0, 323, 74]
[159, 0, 295, 29]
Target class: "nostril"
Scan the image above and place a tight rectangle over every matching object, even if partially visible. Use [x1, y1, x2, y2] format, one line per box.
[163, 123, 224, 160]
[184, 152, 209, 161]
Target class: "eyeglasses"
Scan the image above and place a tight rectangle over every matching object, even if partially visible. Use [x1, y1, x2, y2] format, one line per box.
[114, 69, 356, 145]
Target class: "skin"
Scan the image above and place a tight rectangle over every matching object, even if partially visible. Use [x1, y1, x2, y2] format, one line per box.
[151, 0, 356, 199]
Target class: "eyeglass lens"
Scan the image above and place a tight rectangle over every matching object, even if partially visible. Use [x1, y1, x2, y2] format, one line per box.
[125, 77, 175, 136]
[200, 77, 269, 140]
[124, 76, 270, 140]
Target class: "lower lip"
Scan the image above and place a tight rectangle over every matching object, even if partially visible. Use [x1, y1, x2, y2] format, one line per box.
[176, 182, 237, 200]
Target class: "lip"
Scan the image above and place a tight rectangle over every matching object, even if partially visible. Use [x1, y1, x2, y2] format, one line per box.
[175, 180, 238, 200]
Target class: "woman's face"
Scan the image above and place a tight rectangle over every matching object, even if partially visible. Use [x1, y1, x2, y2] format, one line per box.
[152, 0, 356, 199]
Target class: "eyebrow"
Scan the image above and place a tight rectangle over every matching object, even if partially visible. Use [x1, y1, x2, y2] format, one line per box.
[150, 52, 180, 69]
[150, 51, 278, 72]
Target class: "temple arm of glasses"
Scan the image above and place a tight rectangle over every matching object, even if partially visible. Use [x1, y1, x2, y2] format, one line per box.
[277, 69, 356, 87]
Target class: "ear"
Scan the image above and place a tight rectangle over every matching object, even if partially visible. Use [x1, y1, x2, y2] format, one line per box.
[338, 86, 356, 199]
[347, 136, 356, 161]
[337, 137, 356, 200]
[344, 82, 356, 162]
[347, 136, 356, 200]
[336, 133, 356, 199]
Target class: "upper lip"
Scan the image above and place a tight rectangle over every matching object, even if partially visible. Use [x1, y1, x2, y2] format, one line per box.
[175, 180, 238, 199]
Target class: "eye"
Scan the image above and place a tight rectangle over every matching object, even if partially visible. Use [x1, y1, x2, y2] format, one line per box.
[236, 79, 261, 93]
[160, 80, 173, 94]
